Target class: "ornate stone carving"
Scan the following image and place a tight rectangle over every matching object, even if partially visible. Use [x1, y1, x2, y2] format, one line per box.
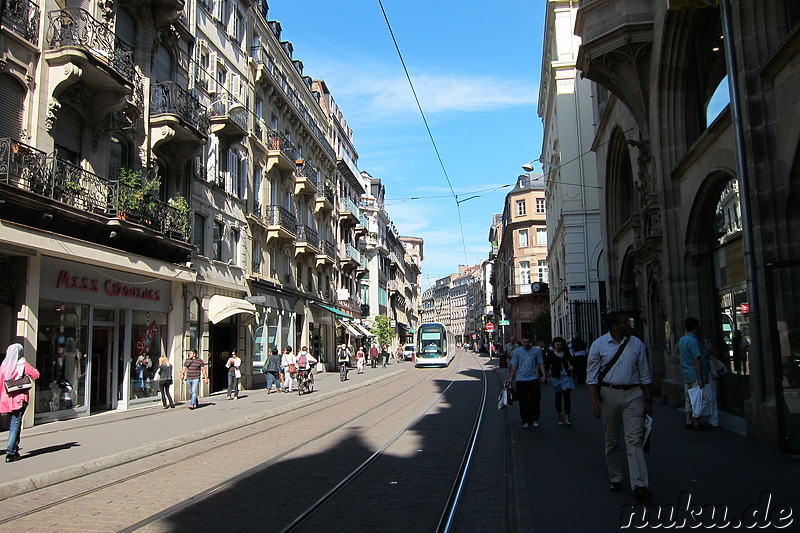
[45, 100, 61, 132]
[99, 0, 115, 21]
[60, 83, 93, 117]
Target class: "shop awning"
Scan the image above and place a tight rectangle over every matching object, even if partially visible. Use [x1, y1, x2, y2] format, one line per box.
[209, 295, 257, 324]
[353, 323, 373, 337]
[337, 319, 362, 336]
[312, 302, 354, 320]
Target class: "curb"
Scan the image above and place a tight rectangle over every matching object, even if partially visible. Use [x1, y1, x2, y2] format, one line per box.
[0, 369, 405, 501]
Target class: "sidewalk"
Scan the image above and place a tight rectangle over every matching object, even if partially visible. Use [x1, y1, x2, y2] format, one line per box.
[498, 365, 800, 531]
[0, 364, 405, 501]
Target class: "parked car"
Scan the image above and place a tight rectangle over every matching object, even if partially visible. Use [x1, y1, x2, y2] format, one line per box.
[402, 344, 415, 361]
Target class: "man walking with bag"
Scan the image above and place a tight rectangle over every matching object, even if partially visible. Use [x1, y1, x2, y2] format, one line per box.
[679, 317, 711, 430]
[587, 312, 653, 502]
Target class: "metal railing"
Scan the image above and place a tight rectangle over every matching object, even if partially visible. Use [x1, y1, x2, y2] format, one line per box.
[208, 98, 248, 132]
[295, 224, 319, 248]
[150, 81, 210, 136]
[2, 0, 40, 43]
[47, 8, 136, 84]
[295, 160, 318, 182]
[345, 243, 361, 262]
[0, 138, 190, 242]
[267, 128, 299, 162]
[263, 204, 297, 234]
[339, 196, 360, 217]
[321, 239, 336, 260]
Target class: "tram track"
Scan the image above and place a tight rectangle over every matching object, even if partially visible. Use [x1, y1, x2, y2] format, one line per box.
[0, 350, 491, 532]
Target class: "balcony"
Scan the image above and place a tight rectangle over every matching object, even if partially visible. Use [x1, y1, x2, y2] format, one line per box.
[338, 196, 360, 226]
[2, 0, 40, 44]
[0, 138, 193, 262]
[294, 224, 319, 256]
[46, 8, 137, 93]
[354, 212, 368, 237]
[314, 179, 335, 214]
[263, 204, 296, 244]
[265, 129, 298, 176]
[340, 243, 360, 270]
[294, 160, 318, 196]
[208, 98, 247, 143]
[356, 253, 369, 276]
[316, 239, 336, 268]
[149, 81, 209, 158]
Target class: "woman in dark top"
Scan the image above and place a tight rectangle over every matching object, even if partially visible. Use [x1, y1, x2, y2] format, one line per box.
[157, 355, 175, 408]
[545, 337, 575, 426]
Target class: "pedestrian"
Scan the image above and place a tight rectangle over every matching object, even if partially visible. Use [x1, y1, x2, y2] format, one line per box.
[508, 336, 546, 428]
[570, 333, 588, 385]
[225, 350, 242, 400]
[545, 336, 575, 425]
[156, 355, 175, 409]
[1, 343, 40, 462]
[281, 346, 296, 393]
[356, 346, 366, 374]
[180, 349, 208, 410]
[587, 312, 654, 503]
[679, 317, 710, 430]
[369, 343, 379, 368]
[263, 348, 282, 393]
[381, 345, 388, 368]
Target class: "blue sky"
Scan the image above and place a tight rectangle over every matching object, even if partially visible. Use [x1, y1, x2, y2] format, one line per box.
[271, 1, 546, 288]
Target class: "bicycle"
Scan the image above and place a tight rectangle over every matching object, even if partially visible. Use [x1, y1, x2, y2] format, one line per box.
[339, 361, 348, 381]
[296, 363, 315, 395]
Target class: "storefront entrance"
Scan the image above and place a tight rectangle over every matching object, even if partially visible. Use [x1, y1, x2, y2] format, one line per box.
[90, 324, 113, 411]
[209, 319, 235, 394]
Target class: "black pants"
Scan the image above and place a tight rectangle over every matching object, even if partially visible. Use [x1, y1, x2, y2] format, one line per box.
[158, 380, 174, 407]
[516, 379, 542, 424]
[554, 389, 572, 414]
[371, 357, 377, 368]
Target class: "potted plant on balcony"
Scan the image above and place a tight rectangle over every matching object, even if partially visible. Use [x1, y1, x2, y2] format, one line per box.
[168, 195, 191, 238]
[117, 167, 159, 222]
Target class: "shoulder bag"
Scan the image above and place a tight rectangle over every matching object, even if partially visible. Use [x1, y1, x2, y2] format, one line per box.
[4, 370, 33, 394]
[596, 337, 630, 398]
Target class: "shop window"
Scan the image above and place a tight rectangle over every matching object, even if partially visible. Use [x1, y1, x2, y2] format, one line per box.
[34, 302, 89, 415]
[128, 311, 167, 401]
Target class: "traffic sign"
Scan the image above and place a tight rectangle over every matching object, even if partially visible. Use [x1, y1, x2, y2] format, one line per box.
[499, 320, 510, 326]
[486, 322, 494, 332]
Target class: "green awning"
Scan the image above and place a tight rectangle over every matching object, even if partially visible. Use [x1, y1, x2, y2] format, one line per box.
[312, 302, 354, 320]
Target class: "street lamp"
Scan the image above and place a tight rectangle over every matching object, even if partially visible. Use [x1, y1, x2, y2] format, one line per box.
[522, 160, 561, 172]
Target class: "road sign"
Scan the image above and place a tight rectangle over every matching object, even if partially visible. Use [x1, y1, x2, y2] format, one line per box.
[499, 320, 510, 326]
[486, 322, 494, 332]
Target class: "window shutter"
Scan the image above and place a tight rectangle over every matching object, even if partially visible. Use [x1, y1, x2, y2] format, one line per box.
[0, 75, 25, 140]
[227, 149, 236, 193]
[208, 51, 217, 94]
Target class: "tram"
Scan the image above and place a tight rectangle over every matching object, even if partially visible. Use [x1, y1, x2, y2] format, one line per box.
[414, 322, 455, 367]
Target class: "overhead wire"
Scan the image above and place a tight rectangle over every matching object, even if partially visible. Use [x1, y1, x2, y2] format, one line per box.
[377, 0, 470, 265]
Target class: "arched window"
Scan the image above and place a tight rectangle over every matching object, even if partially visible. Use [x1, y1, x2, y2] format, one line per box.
[0, 74, 25, 140]
[607, 132, 636, 232]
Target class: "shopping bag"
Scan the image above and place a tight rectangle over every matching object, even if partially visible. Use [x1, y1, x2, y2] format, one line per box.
[497, 382, 515, 410]
[688, 385, 712, 418]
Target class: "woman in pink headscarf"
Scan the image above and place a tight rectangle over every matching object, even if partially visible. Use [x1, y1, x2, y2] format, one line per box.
[1, 343, 40, 463]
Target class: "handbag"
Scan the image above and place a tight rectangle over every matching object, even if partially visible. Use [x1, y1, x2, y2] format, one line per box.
[4, 373, 33, 394]
[153, 369, 161, 381]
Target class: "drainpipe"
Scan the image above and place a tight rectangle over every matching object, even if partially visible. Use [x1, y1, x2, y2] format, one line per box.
[720, 0, 763, 406]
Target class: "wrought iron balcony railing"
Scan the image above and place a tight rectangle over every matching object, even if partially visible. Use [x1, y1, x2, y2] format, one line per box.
[47, 8, 136, 84]
[150, 81, 210, 136]
[295, 160, 318, 181]
[316, 179, 335, 204]
[2, 0, 40, 43]
[322, 239, 336, 260]
[339, 196, 359, 217]
[263, 204, 297, 234]
[267, 128, 298, 162]
[0, 138, 190, 242]
[295, 224, 319, 248]
[345, 243, 361, 262]
[208, 98, 248, 132]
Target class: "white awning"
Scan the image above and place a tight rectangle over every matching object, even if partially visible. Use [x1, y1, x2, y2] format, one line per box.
[209, 295, 257, 324]
[353, 323, 373, 337]
[337, 319, 361, 337]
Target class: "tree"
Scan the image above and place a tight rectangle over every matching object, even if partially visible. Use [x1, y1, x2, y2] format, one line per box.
[531, 310, 552, 345]
[369, 314, 396, 348]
